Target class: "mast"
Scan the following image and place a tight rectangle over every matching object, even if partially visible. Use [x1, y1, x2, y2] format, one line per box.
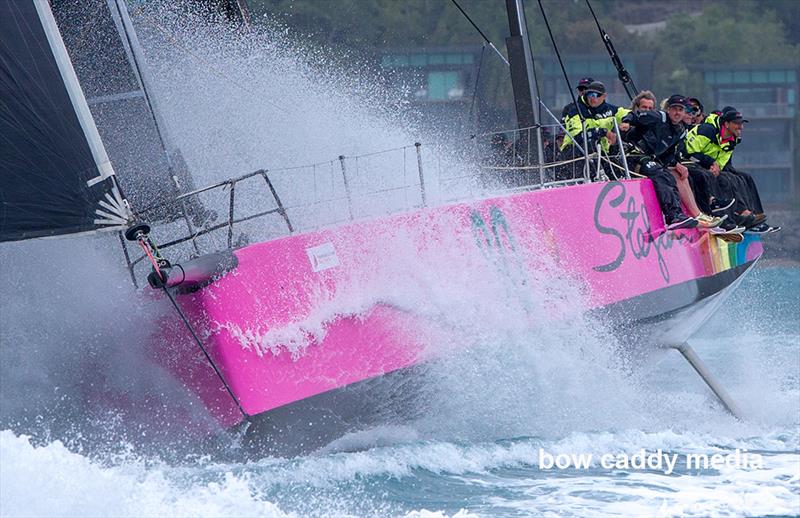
[504, 0, 545, 179]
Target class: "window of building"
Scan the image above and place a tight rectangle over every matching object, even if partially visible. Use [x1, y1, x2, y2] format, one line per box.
[769, 70, 785, 83]
[410, 54, 427, 66]
[381, 51, 476, 69]
[718, 87, 775, 105]
[427, 71, 462, 100]
[733, 71, 750, 84]
[382, 54, 407, 67]
[589, 60, 606, 75]
[751, 70, 767, 83]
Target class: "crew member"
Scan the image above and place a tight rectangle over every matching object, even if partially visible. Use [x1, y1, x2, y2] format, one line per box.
[630, 90, 657, 112]
[687, 97, 705, 126]
[561, 77, 595, 119]
[560, 81, 629, 156]
[621, 94, 697, 230]
[684, 107, 779, 233]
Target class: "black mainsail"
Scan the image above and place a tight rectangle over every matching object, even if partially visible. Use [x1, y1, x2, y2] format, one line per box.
[0, 0, 132, 242]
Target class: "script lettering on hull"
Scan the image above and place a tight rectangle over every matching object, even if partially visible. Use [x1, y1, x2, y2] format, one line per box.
[592, 181, 698, 283]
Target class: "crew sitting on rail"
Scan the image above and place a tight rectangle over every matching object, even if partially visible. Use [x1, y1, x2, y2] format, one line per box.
[620, 94, 699, 231]
[682, 106, 743, 233]
[681, 103, 696, 127]
[684, 107, 780, 234]
[561, 77, 594, 120]
[636, 95, 722, 229]
[560, 81, 629, 156]
[622, 90, 657, 145]
[630, 90, 657, 112]
[687, 97, 705, 127]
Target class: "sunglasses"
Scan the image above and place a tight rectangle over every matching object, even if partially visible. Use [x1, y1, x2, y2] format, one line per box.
[586, 92, 602, 99]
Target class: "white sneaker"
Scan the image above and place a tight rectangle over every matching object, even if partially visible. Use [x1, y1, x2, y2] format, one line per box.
[695, 213, 727, 228]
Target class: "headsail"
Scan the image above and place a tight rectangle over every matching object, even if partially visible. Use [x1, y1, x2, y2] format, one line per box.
[50, 0, 195, 221]
[0, 0, 132, 242]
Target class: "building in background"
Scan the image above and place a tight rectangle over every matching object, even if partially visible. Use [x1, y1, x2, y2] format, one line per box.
[693, 64, 799, 207]
[538, 52, 654, 113]
[377, 48, 656, 134]
[377, 49, 798, 208]
[377, 46, 484, 136]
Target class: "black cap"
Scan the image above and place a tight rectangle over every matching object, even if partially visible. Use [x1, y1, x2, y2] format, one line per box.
[687, 97, 704, 112]
[666, 94, 689, 108]
[721, 107, 749, 123]
[585, 81, 606, 94]
[576, 77, 594, 90]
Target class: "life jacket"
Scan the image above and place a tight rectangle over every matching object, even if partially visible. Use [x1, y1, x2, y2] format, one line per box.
[560, 96, 629, 152]
[684, 115, 736, 169]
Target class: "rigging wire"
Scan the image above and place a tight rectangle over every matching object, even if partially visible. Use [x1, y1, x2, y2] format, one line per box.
[466, 44, 487, 129]
[450, 0, 578, 149]
[535, 0, 579, 118]
[134, 234, 249, 421]
[535, 0, 591, 172]
[585, 0, 638, 100]
[448, 0, 509, 65]
[520, 1, 544, 132]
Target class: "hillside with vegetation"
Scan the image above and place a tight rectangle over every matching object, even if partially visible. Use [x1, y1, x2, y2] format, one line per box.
[245, 0, 800, 109]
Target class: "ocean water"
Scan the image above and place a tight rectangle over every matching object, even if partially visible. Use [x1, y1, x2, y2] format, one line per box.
[1, 249, 798, 517]
[2, 4, 799, 516]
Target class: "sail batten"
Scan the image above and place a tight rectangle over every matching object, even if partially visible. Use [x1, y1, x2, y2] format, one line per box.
[0, 0, 131, 242]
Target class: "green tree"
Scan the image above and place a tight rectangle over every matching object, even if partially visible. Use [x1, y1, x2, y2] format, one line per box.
[651, 3, 799, 98]
[245, 0, 799, 119]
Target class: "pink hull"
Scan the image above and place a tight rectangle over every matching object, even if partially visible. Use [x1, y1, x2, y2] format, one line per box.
[166, 180, 763, 429]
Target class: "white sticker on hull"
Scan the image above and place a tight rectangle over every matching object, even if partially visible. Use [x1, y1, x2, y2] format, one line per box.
[306, 242, 340, 272]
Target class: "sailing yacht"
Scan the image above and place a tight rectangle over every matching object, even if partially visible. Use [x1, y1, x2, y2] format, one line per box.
[0, 0, 762, 455]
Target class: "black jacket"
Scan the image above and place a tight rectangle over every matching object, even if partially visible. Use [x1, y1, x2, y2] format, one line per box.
[621, 110, 687, 167]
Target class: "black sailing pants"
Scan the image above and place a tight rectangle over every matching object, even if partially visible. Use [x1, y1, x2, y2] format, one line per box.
[716, 171, 749, 215]
[725, 166, 765, 214]
[635, 157, 684, 223]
